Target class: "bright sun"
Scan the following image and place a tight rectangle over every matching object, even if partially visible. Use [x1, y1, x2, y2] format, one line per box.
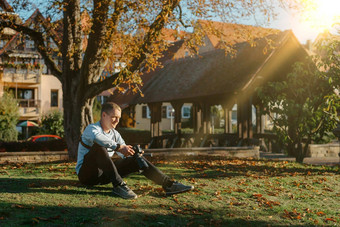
[300, 0, 340, 32]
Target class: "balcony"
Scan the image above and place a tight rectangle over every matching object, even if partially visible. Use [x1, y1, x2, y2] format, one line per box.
[17, 99, 41, 120]
[1, 67, 41, 84]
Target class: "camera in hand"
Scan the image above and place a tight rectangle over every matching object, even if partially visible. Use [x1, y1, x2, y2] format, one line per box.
[133, 145, 149, 170]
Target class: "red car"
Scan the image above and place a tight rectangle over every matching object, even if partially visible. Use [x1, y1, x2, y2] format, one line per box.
[28, 135, 62, 142]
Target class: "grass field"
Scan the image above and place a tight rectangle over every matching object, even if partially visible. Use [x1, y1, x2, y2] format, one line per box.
[0, 156, 339, 226]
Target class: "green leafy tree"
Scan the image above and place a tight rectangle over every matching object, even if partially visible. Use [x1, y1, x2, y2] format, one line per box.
[0, 91, 19, 141]
[257, 34, 339, 163]
[39, 111, 64, 137]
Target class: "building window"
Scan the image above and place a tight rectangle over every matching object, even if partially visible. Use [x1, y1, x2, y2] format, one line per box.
[142, 106, 150, 119]
[162, 106, 167, 118]
[182, 106, 191, 118]
[9, 88, 34, 99]
[51, 90, 58, 107]
[166, 106, 174, 118]
[26, 39, 35, 50]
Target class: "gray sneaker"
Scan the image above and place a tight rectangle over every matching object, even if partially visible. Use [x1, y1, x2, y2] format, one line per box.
[164, 182, 194, 196]
[113, 183, 138, 199]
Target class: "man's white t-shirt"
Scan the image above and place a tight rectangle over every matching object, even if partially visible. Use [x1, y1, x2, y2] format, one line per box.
[75, 121, 125, 174]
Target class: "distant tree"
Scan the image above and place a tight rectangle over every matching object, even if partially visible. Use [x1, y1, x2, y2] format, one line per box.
[39, 111, 64, 137]
[1, 0, 302, 159]
[257, 32, 340, 163]
[92, 98, 102, 122]
[0, 91, 19, 141]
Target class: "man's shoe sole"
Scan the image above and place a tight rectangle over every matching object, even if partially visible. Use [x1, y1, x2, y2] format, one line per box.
[112, 191, 138, 199]
[165, 186, 194, 196]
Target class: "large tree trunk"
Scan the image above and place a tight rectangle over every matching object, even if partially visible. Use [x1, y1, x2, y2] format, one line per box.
[295, 137, 311, 163]
[63, 77, 95, 160]
[295, 142, 304, 163]
[63, 94, 94, 160]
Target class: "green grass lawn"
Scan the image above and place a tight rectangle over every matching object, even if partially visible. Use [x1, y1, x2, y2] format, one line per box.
[0, 156, 339, 226]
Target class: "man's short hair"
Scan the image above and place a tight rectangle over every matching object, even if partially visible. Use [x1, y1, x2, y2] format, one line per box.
[101, 102, 121, 115]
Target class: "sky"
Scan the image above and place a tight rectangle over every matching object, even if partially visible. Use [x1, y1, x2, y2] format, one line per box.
[268, 0, 340, 44]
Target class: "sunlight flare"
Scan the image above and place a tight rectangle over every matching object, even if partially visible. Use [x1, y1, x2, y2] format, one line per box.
[300, 0, 340, 32]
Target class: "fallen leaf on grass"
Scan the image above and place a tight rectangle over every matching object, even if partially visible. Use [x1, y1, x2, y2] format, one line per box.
[11, 204, 34, 210]
[192, 210, 203, 215]
[27, 183, 41, 188]
[230, 202, 246, 206]
[323, 187, 333, 192]
[325, 218, 336, 223]
[235, 188, 247, 193]
[0, 170, 9, 175]
[304, 208, 312, 213]
[252, 193, 262, 198]
[316, 211, 326, 216]
[283, 209, 302, 220]
[102, 217, 115, 221]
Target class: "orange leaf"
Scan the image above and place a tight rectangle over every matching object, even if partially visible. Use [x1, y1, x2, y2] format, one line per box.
[316, 211, 325, 216]
[325, 218, 336, 222]
[252, 193, 262, 198]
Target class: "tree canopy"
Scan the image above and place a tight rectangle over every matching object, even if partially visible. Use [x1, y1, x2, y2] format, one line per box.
[257, 30, 340, 162]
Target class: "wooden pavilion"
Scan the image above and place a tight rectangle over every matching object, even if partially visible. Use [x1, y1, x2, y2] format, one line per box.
[110, 30, 310, 149]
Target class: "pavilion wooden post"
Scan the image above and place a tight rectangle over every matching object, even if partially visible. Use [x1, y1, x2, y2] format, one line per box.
[202, 103, 211, 134]
[222, 104, 233, 134]
[148, 102, 162, 144]
[237, 97, 253, 139]
[255, 105, 262, 134]
[171, 102, 183, 134]
[193, 103, 202, 134]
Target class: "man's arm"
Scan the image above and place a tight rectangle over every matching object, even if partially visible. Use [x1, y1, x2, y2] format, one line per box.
[81, 124, 119, 150]
[112, 130, 135, 157]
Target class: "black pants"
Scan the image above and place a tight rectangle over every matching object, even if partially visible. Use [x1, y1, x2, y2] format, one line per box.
[78, 143, 172, 188]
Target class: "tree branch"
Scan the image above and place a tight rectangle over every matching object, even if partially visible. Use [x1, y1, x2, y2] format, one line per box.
[85, 0, 180, 100]
[80, 0, 112, 85]
[86, 0, 126, 84]
[177, 4, 190, 28]
[0, 20, 62, 81]
[128, 0, 180, 72]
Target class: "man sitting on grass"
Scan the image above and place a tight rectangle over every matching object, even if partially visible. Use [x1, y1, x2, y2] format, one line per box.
[75, 102, 193, 199]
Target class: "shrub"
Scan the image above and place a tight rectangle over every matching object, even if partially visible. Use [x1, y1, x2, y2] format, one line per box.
[39, 111, 64, 137]
[0, 91, 19, 142]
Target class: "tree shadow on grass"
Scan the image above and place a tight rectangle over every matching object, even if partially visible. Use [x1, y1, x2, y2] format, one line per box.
[0, 201, 310, 227]
[0, 177, 115, 196]
[0, 176, 168, 198]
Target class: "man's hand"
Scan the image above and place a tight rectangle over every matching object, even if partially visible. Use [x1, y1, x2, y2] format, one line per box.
[118, 145, 135, 157]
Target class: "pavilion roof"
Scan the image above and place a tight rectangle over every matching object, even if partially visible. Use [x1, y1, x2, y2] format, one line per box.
[197, 20, 280, 48]
[130, 30, 307, 105]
